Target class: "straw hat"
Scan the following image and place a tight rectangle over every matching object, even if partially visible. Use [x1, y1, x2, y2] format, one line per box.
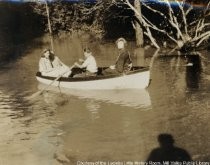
[116, 37, 127, 45]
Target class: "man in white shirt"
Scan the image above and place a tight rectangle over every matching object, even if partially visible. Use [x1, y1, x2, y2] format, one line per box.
[73, 48, 98, 77]
[39, 49, 71, 77]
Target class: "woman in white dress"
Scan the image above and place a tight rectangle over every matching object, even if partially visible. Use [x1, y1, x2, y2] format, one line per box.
[39, 49, 71, 77]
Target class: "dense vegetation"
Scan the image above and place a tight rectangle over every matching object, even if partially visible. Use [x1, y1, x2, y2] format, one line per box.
[31, 0, 136, 40]
[0, 2, 44, 62]
[31, 0, 210, 50]
[0, 0, 210, 62]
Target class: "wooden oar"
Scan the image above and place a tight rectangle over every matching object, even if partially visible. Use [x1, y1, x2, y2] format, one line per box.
[27, 64, 75, 100]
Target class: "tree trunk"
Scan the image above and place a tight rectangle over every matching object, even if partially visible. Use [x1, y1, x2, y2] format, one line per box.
[134, 0, 144, 47]
[134, 47, 145, 66]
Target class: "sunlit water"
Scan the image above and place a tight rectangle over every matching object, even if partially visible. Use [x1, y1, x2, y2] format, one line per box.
[0, 37, 210, 164]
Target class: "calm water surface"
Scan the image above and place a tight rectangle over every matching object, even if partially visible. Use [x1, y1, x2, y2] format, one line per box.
[0, 37, 210, 164]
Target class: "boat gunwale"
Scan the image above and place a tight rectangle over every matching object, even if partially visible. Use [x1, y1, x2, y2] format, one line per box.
[36, 66, 149, 82]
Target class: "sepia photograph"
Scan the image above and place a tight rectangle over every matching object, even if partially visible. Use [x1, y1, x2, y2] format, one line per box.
[0, 0, 210, 164]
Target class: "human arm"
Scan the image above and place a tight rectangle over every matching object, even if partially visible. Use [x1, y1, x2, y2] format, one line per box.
[108, 54, 120, 70]
[125, 51, 133, 71]
[74, 62, 83, 68]
[127, 63, 132, 70]
[79, 58, 85, 62]
[73, 59, 85, 68]
[74, 57, 90, 69]
[127, 51, 132, 64]
[109, 65, 116, 69]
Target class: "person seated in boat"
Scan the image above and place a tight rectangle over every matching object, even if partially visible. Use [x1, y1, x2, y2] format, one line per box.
[39, 49, 71, 77]
[72, 48, 98, 77]
[104, 37, 132, 74]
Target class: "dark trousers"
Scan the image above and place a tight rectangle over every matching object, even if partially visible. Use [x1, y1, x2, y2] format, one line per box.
[70, 68, 97, 77]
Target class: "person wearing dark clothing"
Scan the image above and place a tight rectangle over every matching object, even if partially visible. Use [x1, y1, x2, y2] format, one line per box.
[115, 48, 132, 73]
[105, 37, 132, 74]
[147, 134, 192, 162]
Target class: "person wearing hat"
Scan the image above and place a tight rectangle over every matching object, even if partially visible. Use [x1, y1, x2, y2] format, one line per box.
[105, 37, 132, 74]
[73, 48, 98, 77]
[39, 49, 71, 77]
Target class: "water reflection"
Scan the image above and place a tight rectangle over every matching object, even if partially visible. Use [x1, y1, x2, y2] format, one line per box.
[1, 32, 210, 163]
[0, 88, 66, 164]
[185, 55, 202, 89]
[86, 100, 101, 120]
[0, 90, 29, 120]
[41, 91, 69, 108]
[37, 84, 152, 110]
[0, 90, 15, 144]
[152, 53, 203, 94]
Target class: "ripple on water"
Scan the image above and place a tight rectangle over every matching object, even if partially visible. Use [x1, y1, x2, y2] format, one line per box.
[0, 89, 66, 164]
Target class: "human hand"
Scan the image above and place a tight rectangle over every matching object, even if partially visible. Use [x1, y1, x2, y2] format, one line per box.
[128, 63, 132, 68]
[79, 58, 84, 62]
[110, 65, 115, 70]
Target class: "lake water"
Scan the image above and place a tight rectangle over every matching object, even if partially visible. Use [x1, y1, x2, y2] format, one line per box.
[0, 36, 210, 164]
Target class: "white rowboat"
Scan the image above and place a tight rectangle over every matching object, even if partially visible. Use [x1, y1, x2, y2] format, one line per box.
[36, 67, 150, 90]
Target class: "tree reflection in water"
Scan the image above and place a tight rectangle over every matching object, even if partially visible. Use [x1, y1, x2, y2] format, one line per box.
[185, 54, 202, 89]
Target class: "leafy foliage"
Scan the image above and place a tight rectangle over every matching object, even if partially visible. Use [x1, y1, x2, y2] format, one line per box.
[31, 0, 107, 38]
[31, 0, 210, 49]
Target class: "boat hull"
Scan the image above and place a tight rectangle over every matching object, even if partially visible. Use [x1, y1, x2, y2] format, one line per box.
[36, 67, 150, 90]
